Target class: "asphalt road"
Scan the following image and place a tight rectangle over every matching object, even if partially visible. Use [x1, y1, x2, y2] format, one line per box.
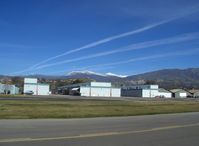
[1, 95, 199, 102]
[0, 112, 199, 146]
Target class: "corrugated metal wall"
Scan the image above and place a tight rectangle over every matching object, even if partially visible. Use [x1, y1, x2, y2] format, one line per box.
[142, 89, 159, 98]
[37, 84, 50, 95]
[23, 78, 50, 95]
[0, 83, 4, 93]
[111, 88, 121, 97]
[24, 83, 49, 95]
[24, 84, 37, 95]
[158, 92, 172, 98]
[121, 89, 142, 97]
[80, 87, 120, 97]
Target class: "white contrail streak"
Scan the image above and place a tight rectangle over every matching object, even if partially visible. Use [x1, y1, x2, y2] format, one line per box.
[10, 4, 199, 75]
[33, 32, 199, 70]
[28, 4, 199, 69]
[10, 20, 170, 75]
[100, 48, 199, 66]
[30, 20, 168, 69]
[63, 47, 199, 72]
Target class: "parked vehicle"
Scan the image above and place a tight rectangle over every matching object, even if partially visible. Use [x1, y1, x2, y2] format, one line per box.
[24, 90, 34, 95]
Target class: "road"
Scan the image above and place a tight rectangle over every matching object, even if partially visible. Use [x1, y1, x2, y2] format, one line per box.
[0, 112, 199, 146]
[1, 95, 199, 102]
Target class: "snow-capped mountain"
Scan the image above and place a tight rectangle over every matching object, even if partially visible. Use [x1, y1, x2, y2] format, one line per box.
[63, 70, 128, 81]
[14, 71, 128, 81]
[65, 70, 127, 78]
[65, 71, 107, 77]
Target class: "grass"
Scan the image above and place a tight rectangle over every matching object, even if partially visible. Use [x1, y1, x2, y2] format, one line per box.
[0, 100, 199, 119]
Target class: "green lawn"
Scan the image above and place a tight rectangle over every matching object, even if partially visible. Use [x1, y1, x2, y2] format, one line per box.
[0, 100, 199, 119]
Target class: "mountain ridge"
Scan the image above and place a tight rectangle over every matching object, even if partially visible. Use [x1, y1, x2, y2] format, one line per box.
[1, 68, 199, 89]
[124, 68, 199, 89]
[64, 70, 127, 78]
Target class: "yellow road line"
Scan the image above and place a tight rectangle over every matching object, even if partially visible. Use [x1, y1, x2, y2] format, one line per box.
[1, 122, 199, 143]
[79, 132, 119, 137]
[0, 138, 32, 143]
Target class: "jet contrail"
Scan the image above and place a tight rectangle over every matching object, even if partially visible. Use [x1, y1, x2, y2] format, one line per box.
[10, 20, 170, 75]
[29, 20, 168, 69]
[101, 48, 199, 66]
[63, 47, 199, 72]
[10, 4, 199, 75]
[28, 4, 199, 69]
[33, 32, 199, 70]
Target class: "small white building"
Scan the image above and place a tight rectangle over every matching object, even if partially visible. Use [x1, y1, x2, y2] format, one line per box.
[158, 88, 172, 98]
[121, 85, 159, 98]
[188, 90, 199, 98]
[170, 89, 189, 98]
[0, 83, 19, 94]
[23, 78, 50, 95]
[58, 82, 121, 97]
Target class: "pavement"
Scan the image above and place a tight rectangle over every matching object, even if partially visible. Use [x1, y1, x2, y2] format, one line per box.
[0, 112, 199, 146]
[1, 94, 199, 102]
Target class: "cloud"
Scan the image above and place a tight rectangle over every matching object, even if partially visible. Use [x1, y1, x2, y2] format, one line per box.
[33, 32, 199, 70]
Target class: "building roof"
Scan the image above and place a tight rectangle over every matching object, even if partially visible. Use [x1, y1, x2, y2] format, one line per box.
[59, 82, 115, 89]
[170, 89, 187, 93]
[80, 86, 120, 89]
[24, 83, 49, 86]
[188, 89, 199, 94]
[122, 84, 158, 90]
[158, 88, 171, 93]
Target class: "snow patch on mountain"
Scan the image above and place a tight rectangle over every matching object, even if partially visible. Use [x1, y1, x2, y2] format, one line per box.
[64, 70, 127, 78]
[65, 70, 107, 77]
[105, 72, 127, 78]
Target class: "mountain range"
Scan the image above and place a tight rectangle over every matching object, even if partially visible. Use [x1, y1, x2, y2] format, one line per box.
[1, 68, 199, 89]
[124, 68, 199, 89]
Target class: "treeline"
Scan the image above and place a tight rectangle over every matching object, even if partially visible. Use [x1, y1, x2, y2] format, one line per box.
[0, 77, 94, 91]
[38, 78, 94, 90]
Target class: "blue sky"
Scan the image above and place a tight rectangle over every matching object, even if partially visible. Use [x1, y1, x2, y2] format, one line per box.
[0, 0, 199, 76]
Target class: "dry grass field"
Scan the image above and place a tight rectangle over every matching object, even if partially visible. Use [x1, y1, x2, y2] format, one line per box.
[0, 100, 199, 119]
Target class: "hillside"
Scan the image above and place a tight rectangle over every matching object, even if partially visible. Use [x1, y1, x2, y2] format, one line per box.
[124, 68, 199, 89]
[1, 68, 199, 89]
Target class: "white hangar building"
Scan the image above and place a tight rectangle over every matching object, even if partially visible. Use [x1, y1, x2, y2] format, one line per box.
[170, 89, 190, 98]
[58, 82, 121, 97]
[23, 78, 50, 95]
[0, 83, 19, 94]
[188, 90, 199, 98]
[121, 85, 159, 98]
[158, 88, 172, 98]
